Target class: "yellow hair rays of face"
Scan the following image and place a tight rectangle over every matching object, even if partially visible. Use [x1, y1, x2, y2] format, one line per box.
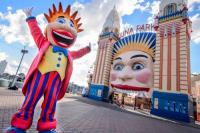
[113, 32, 156, 60]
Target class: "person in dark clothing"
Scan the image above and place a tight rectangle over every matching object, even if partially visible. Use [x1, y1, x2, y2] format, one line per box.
[109, 92, 114, 104]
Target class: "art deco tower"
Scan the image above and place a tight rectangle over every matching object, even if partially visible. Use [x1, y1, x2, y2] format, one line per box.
[89, 6, 120, 100]
[153, 0, 192, 94]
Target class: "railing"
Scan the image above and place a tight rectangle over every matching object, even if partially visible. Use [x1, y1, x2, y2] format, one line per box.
[99, 31, 119, 39]
[0, 79, 23, 88]
[158, 11, 184, 22]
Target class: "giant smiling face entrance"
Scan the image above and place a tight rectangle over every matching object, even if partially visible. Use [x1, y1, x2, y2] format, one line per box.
[110, 32, 156, 110]
[110, 50, 153, 98]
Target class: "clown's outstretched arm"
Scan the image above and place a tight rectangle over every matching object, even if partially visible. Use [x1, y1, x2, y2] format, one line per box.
[23, 8, 46, 49]
[71, 43, 91, 59]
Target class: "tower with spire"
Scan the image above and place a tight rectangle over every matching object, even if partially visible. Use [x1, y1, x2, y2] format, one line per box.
[89, 6, 120, 100]
[153, 0, 192, 94]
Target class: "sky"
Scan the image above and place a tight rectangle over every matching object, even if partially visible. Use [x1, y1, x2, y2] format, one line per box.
[0, 0, 200, 86]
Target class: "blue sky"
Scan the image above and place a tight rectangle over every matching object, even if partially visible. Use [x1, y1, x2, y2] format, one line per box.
[0, 0, 200, 86]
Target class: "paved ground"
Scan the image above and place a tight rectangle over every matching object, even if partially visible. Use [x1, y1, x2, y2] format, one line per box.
[0, 88, 200, 133]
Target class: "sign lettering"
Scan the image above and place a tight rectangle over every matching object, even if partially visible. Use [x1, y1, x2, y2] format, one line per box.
[119, 23, 154, 38]
[136, 24, 154, 32]
[164, 100, 187, 114]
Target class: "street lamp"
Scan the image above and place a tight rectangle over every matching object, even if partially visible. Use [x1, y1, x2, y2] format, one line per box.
[9, 46, 28, 90]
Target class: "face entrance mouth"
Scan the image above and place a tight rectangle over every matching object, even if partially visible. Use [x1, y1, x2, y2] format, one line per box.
[111, 84, 150, 92]
[52, 30, 75, 47]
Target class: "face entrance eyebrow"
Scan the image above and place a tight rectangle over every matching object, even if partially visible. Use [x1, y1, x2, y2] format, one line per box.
[130, 54, 148, 59]
[114, 57, 122, 60]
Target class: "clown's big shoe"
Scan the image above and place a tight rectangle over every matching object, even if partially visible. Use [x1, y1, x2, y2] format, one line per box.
[6, 127, 26, 133]
[38, 129, 57, 133]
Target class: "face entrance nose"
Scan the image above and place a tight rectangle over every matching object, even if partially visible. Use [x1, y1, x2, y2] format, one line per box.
[118, 67, 134, 82]
[120, 76, 133, 82]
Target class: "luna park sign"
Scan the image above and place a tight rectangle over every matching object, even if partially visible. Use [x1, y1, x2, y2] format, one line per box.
[119, 23, 154, 38]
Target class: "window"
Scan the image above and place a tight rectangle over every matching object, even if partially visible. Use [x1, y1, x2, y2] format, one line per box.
[154, 98, 159, 109]
[164, 26, 168, 37]
[164, 3, 177, 16]
[103, 27, 109, 33]
[172, 23, 176, 36]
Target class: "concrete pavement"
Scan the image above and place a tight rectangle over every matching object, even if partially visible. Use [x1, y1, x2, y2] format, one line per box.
[0, 88, 200, 133]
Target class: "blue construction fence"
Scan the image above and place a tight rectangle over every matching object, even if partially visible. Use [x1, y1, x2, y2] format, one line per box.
[88, 84, 109, 101]
[151, 91, 193, 123]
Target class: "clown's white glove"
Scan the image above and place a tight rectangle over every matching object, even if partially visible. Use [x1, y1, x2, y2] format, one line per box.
[23, 7, 34, 17]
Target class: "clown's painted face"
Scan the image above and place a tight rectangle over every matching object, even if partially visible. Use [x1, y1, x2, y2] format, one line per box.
[110, 50, 154, 97]
[45, 16, 77, 48]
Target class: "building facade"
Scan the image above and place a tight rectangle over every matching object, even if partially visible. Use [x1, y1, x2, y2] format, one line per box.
[153, 0, 192, 94]
[0, 60, 7, 75]
[191, 74, 200, 98]
[89, 7, 120, 100]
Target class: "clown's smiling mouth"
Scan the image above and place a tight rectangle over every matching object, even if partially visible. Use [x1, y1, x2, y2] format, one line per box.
[52, 30, 74, 46]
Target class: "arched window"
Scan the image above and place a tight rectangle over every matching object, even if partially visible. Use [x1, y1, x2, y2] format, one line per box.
[114, 28, 119, 34]
[164, 3, 177, 16]
[103, 27, 109, 33]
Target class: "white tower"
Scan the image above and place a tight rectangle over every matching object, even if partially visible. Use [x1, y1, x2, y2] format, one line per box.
[89, 6, 120, 100]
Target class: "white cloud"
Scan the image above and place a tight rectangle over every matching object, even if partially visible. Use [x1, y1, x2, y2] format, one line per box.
[4, 59, 29, 75]
[0, 50, 30, 75]
[147, 1, 160, 23]
[192, 72, 200, 75]
[4, 60, 16, 75]
[188, 0, 200, 8]
[19, 62, 29, 74]
[188, 0, 200, 12]
[7, 6, 12, 11]
[191, 14, 200, 44]
[116, 0, 148, 16]
[4, 64, 14, 74]
[0, 52, 8, 61]
[0, 52, 8, 69]
[0, 8, 45, 47]
[11, 60, 18, 67]
[0, 52, 19, 75]
[121, 22, 134, 30]
[36, 14, 47, 32]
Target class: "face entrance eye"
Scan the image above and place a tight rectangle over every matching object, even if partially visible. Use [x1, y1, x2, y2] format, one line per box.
[113, 64, 124, 71]
[56, 18, 66, 24]
[69, 20, 74, 28]
[132, 63, 144, 71]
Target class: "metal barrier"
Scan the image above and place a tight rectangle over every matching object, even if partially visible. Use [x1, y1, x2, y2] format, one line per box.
[0, 79, 23, 88]
[151, 91, 191, 122]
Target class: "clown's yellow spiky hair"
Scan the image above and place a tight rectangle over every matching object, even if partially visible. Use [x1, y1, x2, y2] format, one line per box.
[44, 2, 83, 33]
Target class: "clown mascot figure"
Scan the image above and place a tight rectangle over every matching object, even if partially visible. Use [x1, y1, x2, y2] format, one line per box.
[6, 2, 91, 133]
